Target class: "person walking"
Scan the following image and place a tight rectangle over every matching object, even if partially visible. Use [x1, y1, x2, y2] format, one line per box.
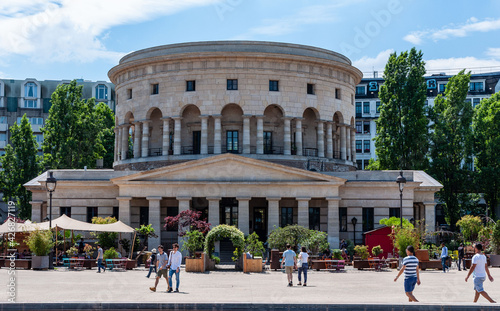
[458, 243, 467, 271]
[440, 242, 449, 272]
[281, 243, 296, 287]
[394, 245, 420, 302]
[146, 248, 157, 278]
[167, 243, 182, 293]
[465, 243, 496, 303]
[297, 246, 309, 286]
[149, 245, 170, 292]
[96, 244, 106, 273]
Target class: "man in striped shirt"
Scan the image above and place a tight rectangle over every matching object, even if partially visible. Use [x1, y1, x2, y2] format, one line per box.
[394, 245, 421, 302]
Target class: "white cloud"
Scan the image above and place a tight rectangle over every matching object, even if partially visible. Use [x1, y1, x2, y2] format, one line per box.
[233, 1, 360, 39]
[486, 47, 500, 58]
[352, 49, 394, 76]
[0, 0, 222, 63]
[403, 17, 500, 45]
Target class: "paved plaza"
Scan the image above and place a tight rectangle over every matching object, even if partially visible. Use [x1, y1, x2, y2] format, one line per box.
[2, 265, 500, 309]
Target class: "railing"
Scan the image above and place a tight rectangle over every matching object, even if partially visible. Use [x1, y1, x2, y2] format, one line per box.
[148, 148, 162, 157]
[303, 148, 318, 157]
[221, 145, 240, 154]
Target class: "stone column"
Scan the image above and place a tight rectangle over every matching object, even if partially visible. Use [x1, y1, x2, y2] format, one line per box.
[162, 118, 170, 156]
[147, 196, 162, 248]
[133, 122, 141, 159]
[346, 126, 351, 161]
[173, 117, 182, 155]
[317, 121, 325, 158]
[213, 115, 222, 154]
[267, 197, 280, 235]
[141, 120, 150, 158]
[295, 119, 303, 156]
[326, 122, 333, 159]
[30, 200, 43, 223]
[243, 115, 251, 154]
[200, 116, 208, 155]
[297, 197, 310, 228]
[237, 197, 251, 235]
[117, 197, 132, 226]
[207, 197, 220, 228]
[424, 202, 436, 233]
[114, 127, 120, 162]
[121, 124, 130, 160]
[256, 116, 264, 154]
[177, 197, 191, 255]
[340, 125, 347, 160]
[283, 117, 292, 155]
[351, 128, 356, 163]
[327, 197, 341, 248]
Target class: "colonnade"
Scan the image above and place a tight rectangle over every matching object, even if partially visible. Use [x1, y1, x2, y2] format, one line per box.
[114, 115, 356, 163]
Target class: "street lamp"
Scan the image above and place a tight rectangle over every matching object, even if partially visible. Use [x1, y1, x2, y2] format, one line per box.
[351, 217, 358, 245]
[45, 171, 57, 269]
[396, 170, 406, 228]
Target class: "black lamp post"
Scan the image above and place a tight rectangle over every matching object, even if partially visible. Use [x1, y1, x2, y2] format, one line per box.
[351, 217, 358, 245]
[396, 170, 406, 228]
[45, 171, 57, 268]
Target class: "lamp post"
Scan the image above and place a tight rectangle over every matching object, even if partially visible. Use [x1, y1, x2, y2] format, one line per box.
[45, 171, 57, 269]
[351, 217, 358, 245]
[396, 170, 406, 228]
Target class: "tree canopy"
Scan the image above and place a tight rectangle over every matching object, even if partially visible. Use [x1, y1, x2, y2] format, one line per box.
[370, 47, 429, 170]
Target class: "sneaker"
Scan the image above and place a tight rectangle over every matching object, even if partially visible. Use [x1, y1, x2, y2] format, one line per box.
[298, 282, 302, 286]
[303, 283, 307, 286]
[175, 289, 179, 292]
[97, 271, 101, 273]
[167, 288, 173, 293]
[150, 287, 156, 292]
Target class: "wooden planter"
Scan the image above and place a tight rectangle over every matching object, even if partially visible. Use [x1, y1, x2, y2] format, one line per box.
[352, 260, 370, 270]
[243, 256, 263, 273]
[185, 253, 205, 272]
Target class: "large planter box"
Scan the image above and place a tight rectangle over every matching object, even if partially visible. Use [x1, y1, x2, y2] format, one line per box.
[243, 257, 263, 273]
[32, 255, 49, 270]
[185, 253, 205, 273]
[353, 260, 370, 270]
[125, 259, 137, 270]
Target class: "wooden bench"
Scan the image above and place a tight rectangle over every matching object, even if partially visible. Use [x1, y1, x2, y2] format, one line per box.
[4, 258, 31, 269]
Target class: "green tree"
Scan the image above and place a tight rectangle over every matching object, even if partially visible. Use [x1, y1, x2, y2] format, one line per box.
[0, 115, 41, 219]
[369, 48, 429, 170]
[42, 80, 107, 169]
[429, 70, 474, 229]
[473, 91, 500, 218]
[94, 102, 115, 168]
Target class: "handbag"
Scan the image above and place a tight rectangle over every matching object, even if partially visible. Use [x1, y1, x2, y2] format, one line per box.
[297, 259, 302, 266]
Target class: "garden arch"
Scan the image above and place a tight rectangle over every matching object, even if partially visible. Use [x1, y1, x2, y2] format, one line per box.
[204, 224, 245, 261]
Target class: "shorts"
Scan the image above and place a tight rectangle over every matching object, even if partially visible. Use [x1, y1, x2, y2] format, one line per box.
[474, 277, 486, 292]
[285, 266, 294, 274]
[156, 269, 169, 278]
[404, 276, 417, 293]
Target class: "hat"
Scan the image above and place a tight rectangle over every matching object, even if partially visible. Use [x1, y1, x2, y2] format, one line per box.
[151, 248, 157, 253]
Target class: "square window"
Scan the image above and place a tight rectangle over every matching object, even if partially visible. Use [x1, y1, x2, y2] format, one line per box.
[389, 208, 400, 218]
[363, 122, 370, 134]
[127, 89, 132, 99]
[473, 98, 481, 107]
[363, 102, 370, 114]
[355, 121, 362, 133]
[355, 102, 362, 117]
[356, 140, 362, 152]
[339, 207, 347, 232]
[307, 83, 315, 95]
[362, 208, 374, 232]
[86, 207, 98, 223]
[186, 80, 196, 92]
[96, 84, 108, 100]
[364, 140, 370, 153]
[269, 80, 279, 92]
[335, 88, 341, 99]
[376, 101, 381, 113]
[356, 86, 366, 95]
[151, 83, 159, 95]
[227, 79, 238, 90]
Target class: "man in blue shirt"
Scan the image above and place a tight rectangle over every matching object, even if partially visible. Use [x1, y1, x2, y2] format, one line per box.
[281, 244, 296, 287]
[441, 242, 449, 273]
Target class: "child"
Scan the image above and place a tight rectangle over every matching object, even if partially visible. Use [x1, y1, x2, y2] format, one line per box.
[394, 245, 420, 302]
[465, 243, 496, 303]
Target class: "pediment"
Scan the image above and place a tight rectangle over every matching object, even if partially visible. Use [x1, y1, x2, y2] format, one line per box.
[112, 154, 346, 184]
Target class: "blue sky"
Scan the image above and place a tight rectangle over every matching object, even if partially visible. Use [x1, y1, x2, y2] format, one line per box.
[1, 0, 500, 82]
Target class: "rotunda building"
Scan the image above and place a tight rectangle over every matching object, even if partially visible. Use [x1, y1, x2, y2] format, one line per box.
[109, 41, 363, 171]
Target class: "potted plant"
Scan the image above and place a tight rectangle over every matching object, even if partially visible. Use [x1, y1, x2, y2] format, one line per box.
[66, 246, 79, 257]
[331, 249, 343, 260]
[24, 229, 55, 270]
[243, 232, 265, 273]
[353, 245, 370, 269]
[372, 245, 383, 258]
[183, 230, 206, 272]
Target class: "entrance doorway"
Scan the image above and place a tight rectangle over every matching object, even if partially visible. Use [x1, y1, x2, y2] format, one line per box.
[253, 207, 267, 241]
[220, 197, 238, 226]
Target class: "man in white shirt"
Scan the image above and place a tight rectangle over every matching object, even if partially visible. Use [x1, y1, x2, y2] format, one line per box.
[167, 243, 182, 293]
[465, 243, 495, 303]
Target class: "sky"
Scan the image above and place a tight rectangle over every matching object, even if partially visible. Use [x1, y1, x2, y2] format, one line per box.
[1, 0, 500, 82]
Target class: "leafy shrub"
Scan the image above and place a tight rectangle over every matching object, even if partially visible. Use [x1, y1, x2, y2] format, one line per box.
[245, 232, 265, 257]
[211, 255, 220, 264]
[372, 245, 383, 257]
[354, 245, 369, 260]
[331, 249, 343, 260]
[83, 244, 95, 258]
[379, 217, 414, 229]
[456, 215, 483, 242]
[182, 230, 205, 258]
[301, 230, 329, 254]
[345, 239, 355, 257]
[24, 229, 54, 256]
[392, 227, 420, 258]
[267, 225, 310, 251]
[91, 216, 118, 249]
[103, 247, 119, 260]
[492, 220, 500, 255]
[204, 225, 245, 260]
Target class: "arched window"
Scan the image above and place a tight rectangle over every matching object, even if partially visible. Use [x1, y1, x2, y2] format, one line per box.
[24, 82, 37, 98]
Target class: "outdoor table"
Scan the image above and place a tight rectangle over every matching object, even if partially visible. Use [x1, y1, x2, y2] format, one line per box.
[69, 258, 84, 270]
